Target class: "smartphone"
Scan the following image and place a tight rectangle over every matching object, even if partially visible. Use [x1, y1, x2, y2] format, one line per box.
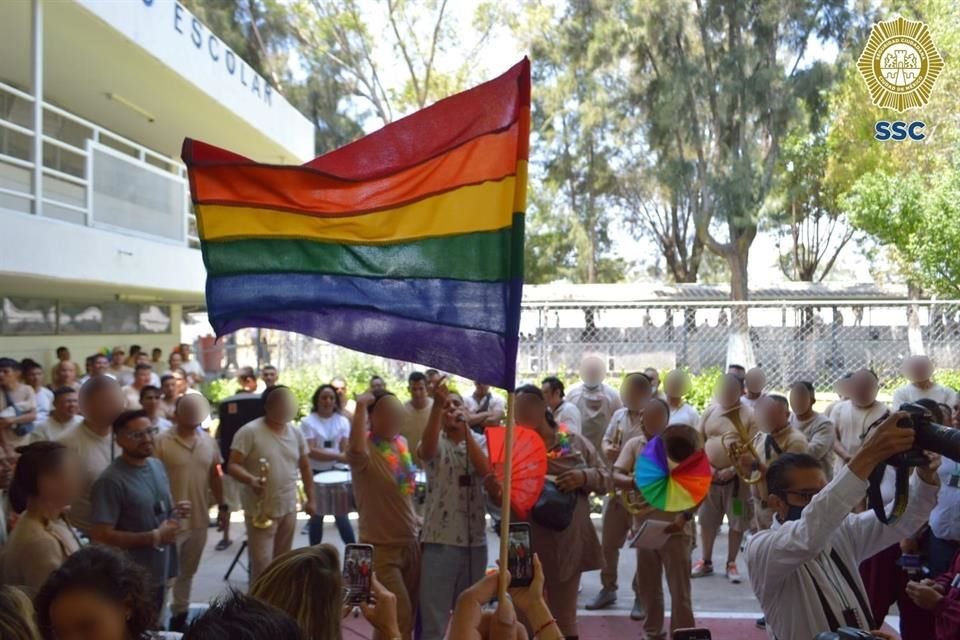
[673, 629, 712, 640]
[507, 523, 533, 588]
[343, 543, 374, 606]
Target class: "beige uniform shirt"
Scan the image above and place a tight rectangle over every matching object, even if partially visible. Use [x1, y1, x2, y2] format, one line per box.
[1, 512, 80, 596]
[348, 437, 420, 546]
[567, 383, 623, 452]
[602, 408, 645, 449]
[58, 421, 117, 533]
[154, 428, 223, 530]
[831, 400, 888, 457]
[121, 385, 144, 410]
[230, 418, 307, 518]
[699, 402, 758, 470]
[33, 415, 83, 442]
[400, 399, 433, 467]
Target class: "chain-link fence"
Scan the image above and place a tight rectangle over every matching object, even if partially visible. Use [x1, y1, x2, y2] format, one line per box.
[193, 297, 960, 392]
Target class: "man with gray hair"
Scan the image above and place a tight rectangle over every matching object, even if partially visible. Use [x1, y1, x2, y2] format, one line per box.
[566, 355, 623, 452]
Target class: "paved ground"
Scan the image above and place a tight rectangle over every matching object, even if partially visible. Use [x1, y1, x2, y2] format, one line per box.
[188, 514, 900, 639]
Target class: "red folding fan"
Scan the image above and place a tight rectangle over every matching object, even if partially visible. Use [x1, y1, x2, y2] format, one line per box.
[486, 426, 547, 519]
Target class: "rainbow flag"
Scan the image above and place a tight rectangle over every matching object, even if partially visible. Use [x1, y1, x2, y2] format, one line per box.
[182, 59, 530, 389]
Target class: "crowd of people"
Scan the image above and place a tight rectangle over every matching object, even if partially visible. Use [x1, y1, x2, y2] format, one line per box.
[0, 345, 958, 640]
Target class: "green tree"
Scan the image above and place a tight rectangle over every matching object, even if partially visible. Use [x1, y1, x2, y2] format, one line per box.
[511, 0, 632, 283]
[631, 0, 853, 323]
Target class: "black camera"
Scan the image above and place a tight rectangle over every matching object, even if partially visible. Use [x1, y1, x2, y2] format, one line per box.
[865, 402, 960, 523]
[814, 629, 880, 640]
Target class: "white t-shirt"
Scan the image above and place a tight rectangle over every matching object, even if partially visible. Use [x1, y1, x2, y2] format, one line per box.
[891, 382, 957, 411]
[831, 399, 888, 457]
[464, 392, 506, 425]
[299, 412, 350, 472]
[181, 359, 205, 379]
[33, 387, 53, 423]
[552, 401, 582, 433]
[668, 402, 700, 427]
[33, 414, 83, 442]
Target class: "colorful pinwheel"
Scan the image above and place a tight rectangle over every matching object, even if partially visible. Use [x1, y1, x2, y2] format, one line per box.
[634, 435, 712, 512]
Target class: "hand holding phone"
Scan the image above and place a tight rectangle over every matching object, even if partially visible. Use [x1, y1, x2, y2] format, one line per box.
[673, 628, 712, 640]
[507, 523, 533, 588]
[343, 544, 374, 606]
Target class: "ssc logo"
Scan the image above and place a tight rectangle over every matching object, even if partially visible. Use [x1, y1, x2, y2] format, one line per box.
[857, 15, 944, 112]
[874, 121, 925, 141]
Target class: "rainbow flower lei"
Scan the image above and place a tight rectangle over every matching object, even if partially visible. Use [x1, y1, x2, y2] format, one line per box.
[369, 433, 416, 496]
[546, 426, 573, 460]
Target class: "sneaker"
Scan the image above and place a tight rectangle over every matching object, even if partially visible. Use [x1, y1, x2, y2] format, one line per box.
[691, 560, 714, 578]
[755, 616, 766, 629]
[168, 612, 189, 633]
[726, 563, 742, 584]
[630, 598, 645, 621]
[585, 589, 617, 610]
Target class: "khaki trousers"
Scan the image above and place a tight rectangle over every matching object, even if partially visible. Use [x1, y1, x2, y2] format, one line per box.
[245, 511, 297, 583]
[600, 497, 638, 594]
[545, 573, 581, 637]
[636, 532, 694, 640]
[171, 527, 208, 615]
[372, 541, 421, 640]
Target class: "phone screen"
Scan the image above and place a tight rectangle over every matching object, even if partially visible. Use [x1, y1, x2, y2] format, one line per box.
[672, 628, 712, 640]
[507, 524, 533, 588]
[343, 544, 374, 605]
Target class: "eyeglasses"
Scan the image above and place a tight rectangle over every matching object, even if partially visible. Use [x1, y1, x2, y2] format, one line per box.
[778, 489, 819, 504]
[123, 426, 160, 441]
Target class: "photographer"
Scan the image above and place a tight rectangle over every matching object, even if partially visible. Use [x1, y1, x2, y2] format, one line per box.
[745, 412, 940, 640]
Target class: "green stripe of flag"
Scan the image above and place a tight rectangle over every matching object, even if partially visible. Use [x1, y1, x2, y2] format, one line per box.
[202, 226, 517, 282]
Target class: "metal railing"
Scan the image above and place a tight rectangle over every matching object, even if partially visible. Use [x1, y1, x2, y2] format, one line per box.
[0, 80, 199, 248]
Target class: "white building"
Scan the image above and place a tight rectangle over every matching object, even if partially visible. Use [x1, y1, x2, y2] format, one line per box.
[0, 0, 314, 369]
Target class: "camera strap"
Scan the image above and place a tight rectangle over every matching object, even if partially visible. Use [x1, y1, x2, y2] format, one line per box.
[867, 464, 909, 525]
[804, 550, 877, 633]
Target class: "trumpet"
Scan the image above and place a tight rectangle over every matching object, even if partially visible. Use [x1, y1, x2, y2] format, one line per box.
[721, 407, 763, 485]
[252, 457, 273, 529]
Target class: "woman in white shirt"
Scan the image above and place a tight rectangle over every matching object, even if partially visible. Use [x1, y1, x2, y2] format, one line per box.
[300, 384, 356, 546]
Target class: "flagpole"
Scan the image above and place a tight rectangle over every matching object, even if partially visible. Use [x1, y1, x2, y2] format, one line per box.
[498, 391, 515, 600]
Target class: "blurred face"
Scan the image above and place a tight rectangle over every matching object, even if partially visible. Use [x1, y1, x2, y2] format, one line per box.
[39, 452, 82, 507]
[541, 383, 561, 406]
[836, 378, 852, 399]
[644, 369, 660, 391]
[426, 372, 442, 392]
[759, 397, 790, 433]
[332, 379, 348, 400]
[161, 378, 177, 398]
[642, 399, 669, 436]
[514, 391, 546, 429]
[91, 356, 108, 376]
[54, 392, 80, 418]
[409, 380, 428, 406]
[25, 366, 44, 388]
[664, 371, 688, 399]
[168, 353, 183, 370]
[370, 377, 386, 393]
[316, 388, 337, 416]
[175, 394, 210, 428]
[117, 416, 157, 458]
[745, 368, 766, 395]
[110, 351, 125, 366]
[152, 349, 162, 362]
[262, 368, 279, 387]
[474, 383, 490, 397]
[181, 345, 192, 358]
[59, 349, 71, 362]
[135, 353, 149, 367]
[239, 375, 257, 392]
[47, 589, 131, 640]
[717, 377, 743, 409]
[850, 371, 879, 407]
[622, 375, 652, 411]
[953, 401, 960, 429]
[369, 394, 404, 438]
[906, 357, 933, 384]
[0, 366, 17, 388]
[443, 395, 466, 430]
[140, 389, 161, 416]
[789, 385, 814, 417]
[80, 383, 124, 427]
[580, 357, 605, 388]
[134, 368, 151, 387]
[265, 388, 298, 424]
[55, 362, 77, 385]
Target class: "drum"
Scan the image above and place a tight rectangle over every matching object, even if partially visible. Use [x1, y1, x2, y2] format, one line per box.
[415, 470, 427, 506]
[314, 470, 355, 516]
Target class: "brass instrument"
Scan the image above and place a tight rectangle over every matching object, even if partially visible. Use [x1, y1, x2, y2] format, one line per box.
[721, 407, 763, 485]
[252, 457, 273, 529]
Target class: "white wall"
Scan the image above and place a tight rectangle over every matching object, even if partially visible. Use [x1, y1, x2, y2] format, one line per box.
[1, 209, 205, 296]
[75, 0, 314, 161]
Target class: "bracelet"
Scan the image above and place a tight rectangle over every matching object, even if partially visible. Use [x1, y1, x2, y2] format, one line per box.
[534, 618, 557, 637]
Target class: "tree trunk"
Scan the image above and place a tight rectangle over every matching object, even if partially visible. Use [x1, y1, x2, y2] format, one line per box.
[725, 249, 756, 368]
[907, 282, 925, 356]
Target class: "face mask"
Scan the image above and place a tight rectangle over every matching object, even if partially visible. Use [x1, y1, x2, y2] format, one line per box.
[784, 504, 805, 522]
